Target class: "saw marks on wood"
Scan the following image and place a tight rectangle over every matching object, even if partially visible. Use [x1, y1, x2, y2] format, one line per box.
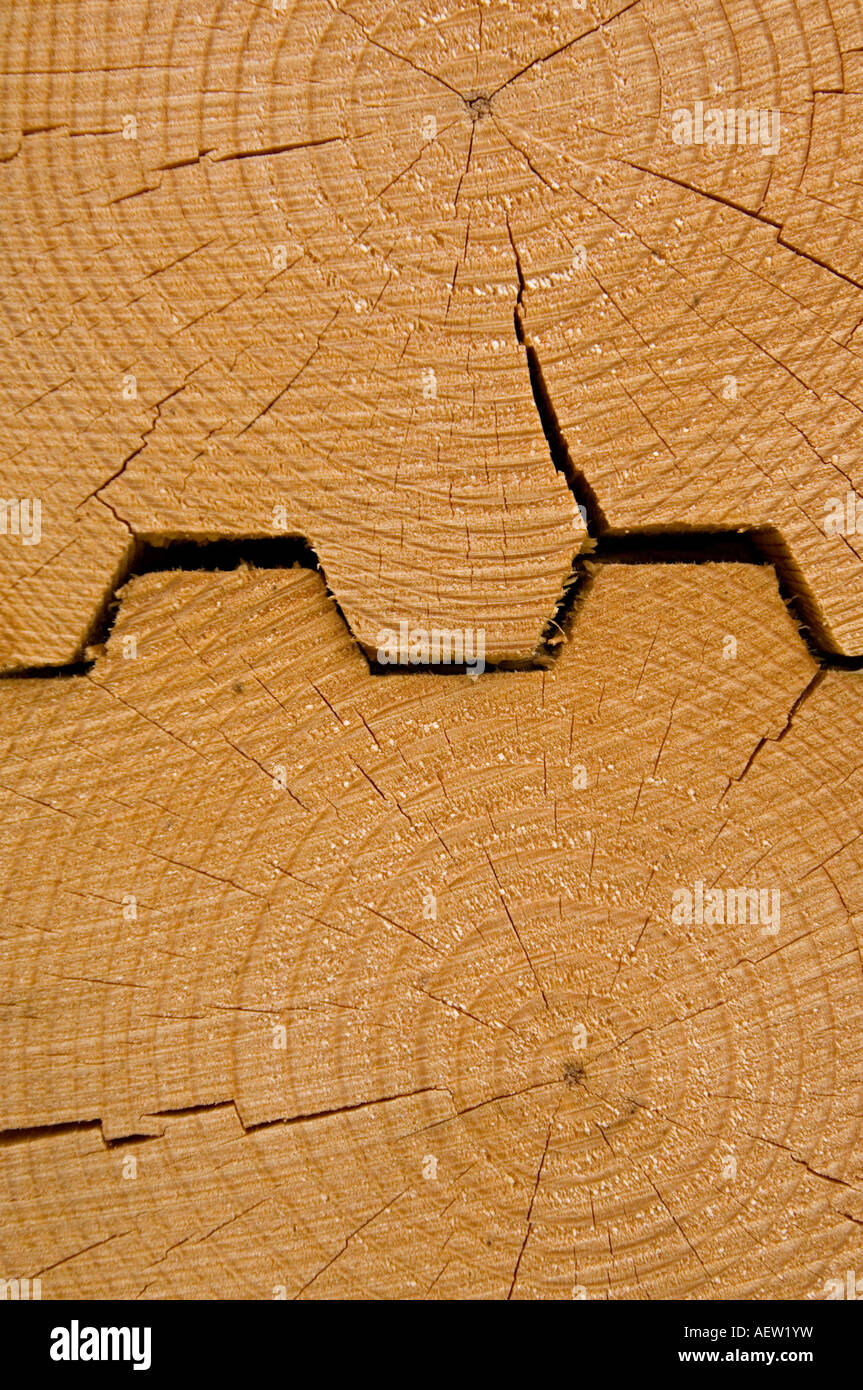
[3, 0, 863, 667]
[0, 562, 861, 1298]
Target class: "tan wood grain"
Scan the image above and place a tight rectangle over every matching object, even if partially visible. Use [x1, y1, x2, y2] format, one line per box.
[1, 0, 863, 1304]
[0, 561, 861, 1298]
[3, 0, 863, 665]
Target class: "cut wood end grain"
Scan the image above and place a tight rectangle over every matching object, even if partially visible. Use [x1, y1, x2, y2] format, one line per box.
[2, 0, 863, 1307]
[3, 0, 863, 663]
[0, 562, 860, 1298]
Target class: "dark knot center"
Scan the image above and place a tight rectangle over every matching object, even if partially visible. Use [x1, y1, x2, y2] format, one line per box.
[468, 94, 492, 122]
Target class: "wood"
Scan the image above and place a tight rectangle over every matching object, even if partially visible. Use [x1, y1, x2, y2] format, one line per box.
[4, 0, 863, 666]
[1, 560, 862, 1297]
[1, 0, 863, 1301]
